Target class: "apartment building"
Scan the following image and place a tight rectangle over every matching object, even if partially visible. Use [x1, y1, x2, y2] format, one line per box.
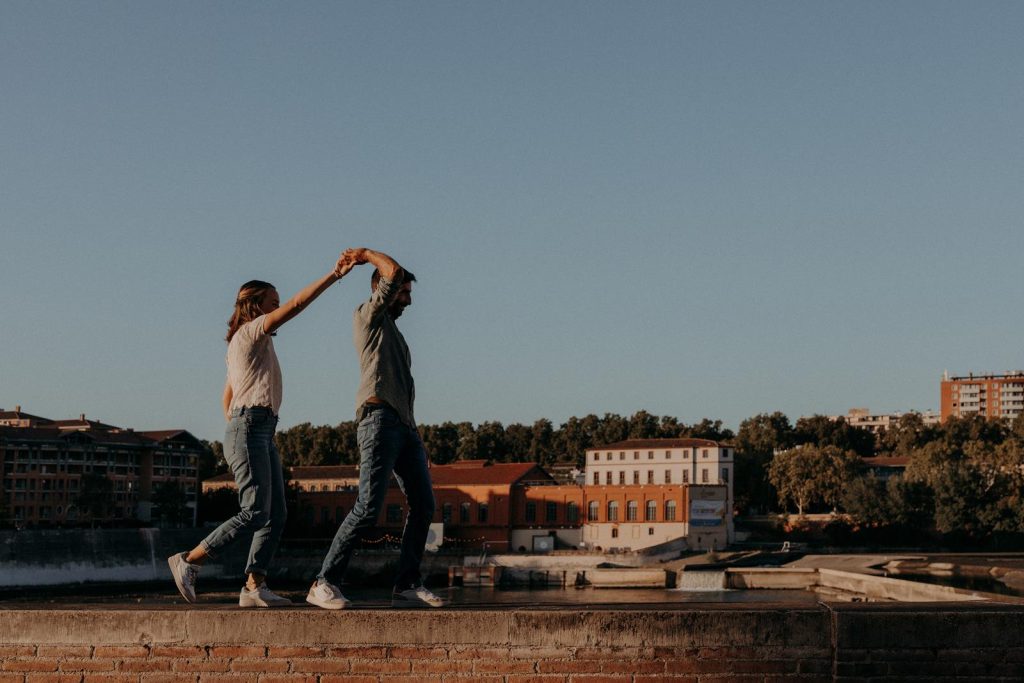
[940, 371, 1024, 421]
[832, 408, 940, 434]
[583, 438, 733, 550]
[0, 407, 202, 527]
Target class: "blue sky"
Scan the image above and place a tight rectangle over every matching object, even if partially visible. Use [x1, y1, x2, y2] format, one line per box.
[3, 2, 1023, 442]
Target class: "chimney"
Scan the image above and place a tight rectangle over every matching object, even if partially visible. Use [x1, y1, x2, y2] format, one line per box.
[15, 405, 21, 413]
[80, 413, 86, 421]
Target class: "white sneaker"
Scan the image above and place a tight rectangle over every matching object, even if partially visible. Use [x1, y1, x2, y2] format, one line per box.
[391, 585, 446, 608]
[306, 579, 350, 610]
[239, 583, 292, 608]
[167, 552, 199, 603]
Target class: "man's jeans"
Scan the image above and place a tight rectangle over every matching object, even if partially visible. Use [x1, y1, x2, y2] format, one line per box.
[200, 406, 287, 577]
[318, 405, 435, 590]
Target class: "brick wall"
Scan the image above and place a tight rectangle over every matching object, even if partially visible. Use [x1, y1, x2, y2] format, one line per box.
[0, 604, 1022, 682]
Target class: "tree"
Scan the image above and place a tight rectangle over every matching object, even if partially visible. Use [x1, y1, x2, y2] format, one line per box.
[76, 472, 113, 526]
[768, 445, 861, 516]
[627, 411, 659, 439]
[151, 481, 191, 527]
[504, 423, 532, 461]
[528, 419, 555, 465]
[733, 412, 793, 515]
[875, 413, 937, 457]
[476, 421, 508, 461]
[197, 440, 227, 481]
[794, 415, 875, 456]
[684, 418, 735, 441]
[455, 422, 479, 461]
[421, 422, 459, 464]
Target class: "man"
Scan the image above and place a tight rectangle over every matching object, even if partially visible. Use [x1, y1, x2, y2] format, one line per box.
[307, 247, 444, 609]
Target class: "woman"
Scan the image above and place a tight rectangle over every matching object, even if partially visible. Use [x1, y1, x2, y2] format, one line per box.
[169, 251, 356, 607]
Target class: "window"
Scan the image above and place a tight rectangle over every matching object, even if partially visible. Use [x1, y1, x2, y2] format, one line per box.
[442, 503, 452, 524]
[665, 500, 677, 521]
[611, 527, 619, 539]
[632, 471, 640, 485]
[478, 503, 488, 523]
[682, 470, 689, 484]
[322, 507, 330, 523]
[648, 451, 654, 460]
[723, 449, 730, 459]
[648, 528, 655, 535]
[665, 450, 671, 459]
[587, 501, 599, 521]
[336, 506, 345, 521]
[567, 502, 579, 523]
[702, 469, 709, 483]
[626, 500, 638, 521]
[618, 471, 625, 485]
[645, 500, 657, 521]
[647, 470, 654, 484]
[664, 471, 672, 484]
[702, 449, 709, 459]
[546, 501, 557, 523]
[606, 453, 612, 461]
[593, 472, 600, 485]
[525, 502, 537, 523]
[386, 504, 403, 524]
[593, 453, 599, 462]
[605, 472, 612, 485]
[460, 502, 471, 523]
[607, 501, 619, 522]
[722, 468, 729, 483]
[619, 451, 625, 460]
[633, 451, 639, 460]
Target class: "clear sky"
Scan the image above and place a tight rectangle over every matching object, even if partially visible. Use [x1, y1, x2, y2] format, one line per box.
[3, 2, 1022, 442]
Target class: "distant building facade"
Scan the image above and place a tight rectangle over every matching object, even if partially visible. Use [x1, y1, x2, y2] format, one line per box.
[583, 438, 734, 551]
[0, 406, 202, 528]
[830, 408, 940, 434]
[940, 371, 1024, 421]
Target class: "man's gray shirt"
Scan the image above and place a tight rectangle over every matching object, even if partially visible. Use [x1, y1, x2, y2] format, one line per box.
[353, 277, 415, 428]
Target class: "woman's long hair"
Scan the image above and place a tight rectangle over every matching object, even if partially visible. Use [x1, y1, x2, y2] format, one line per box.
[226, 280, 274, 342]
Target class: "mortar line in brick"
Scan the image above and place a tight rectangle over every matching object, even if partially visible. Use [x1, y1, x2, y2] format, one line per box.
[820, 600, 838, 683]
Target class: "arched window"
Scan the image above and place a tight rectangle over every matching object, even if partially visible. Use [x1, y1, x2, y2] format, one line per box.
[626, 500, 638, 521]
[664, 500, 677, 521]
[587, 501, 599, 522]
[645, 500, 657, 521]
[607, 501, 619, 522]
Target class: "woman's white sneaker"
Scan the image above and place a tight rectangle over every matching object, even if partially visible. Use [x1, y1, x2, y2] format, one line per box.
[167, 552, 199, 603]
[306, 579, 351, 610]
[239, 583, 292, 608]
[391, 585, 446, 608]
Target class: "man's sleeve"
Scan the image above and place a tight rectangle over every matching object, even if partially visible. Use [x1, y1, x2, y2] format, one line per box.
[358, 277, 400, 320]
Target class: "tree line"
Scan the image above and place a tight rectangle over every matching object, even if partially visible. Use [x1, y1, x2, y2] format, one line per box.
[199, 408, 1024, 545]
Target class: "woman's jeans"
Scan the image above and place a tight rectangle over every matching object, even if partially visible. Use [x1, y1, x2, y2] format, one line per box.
[200, 406, 286, 577]
[318, 405, 435, 590]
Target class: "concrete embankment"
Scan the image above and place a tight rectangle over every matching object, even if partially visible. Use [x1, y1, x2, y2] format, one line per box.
[2, 602, 1024, 681]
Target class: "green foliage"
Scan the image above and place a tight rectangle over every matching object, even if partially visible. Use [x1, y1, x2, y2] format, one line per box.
[794, 415, 875, 457]
[151, 481, 191, 527]
[768, 445, 861, 515]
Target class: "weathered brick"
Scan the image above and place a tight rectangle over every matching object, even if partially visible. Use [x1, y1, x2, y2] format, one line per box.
[138, 674, 200, 683]
[388, 646, 448, 659]
[505, 677, 566, 683]
[635, 677, 697, 683]
[3, 658, 59, 672]
[575, 648, 652, 661]
[0, 674, 26, 683]
[255, 676, 317, 683]
[208, 647, 265, 660]
[350, 659, 411, 674]
[228, 661, 287, 674]
[868, 649, 937, 662]
[565, 676, 632, 683]
[151, 647, 205, 659]
[118, 659, 173, 672]
[93, 647, 149, 659]
[265, 648, 325, 659]
[326, 647, 387, 659]
[59, 659, 115, 672]
[0, 646, 36, 657]
[410, 660, 475, 674]
[289, 660, 349, 674]
[834, 649, 869, 662]
[195, 674, 253, 682]
[82, 675, 132, 683]
[664, 659, 732, 675]
[320, 677, 377, 683]
[835, 661, 888, 676]
[438, 677, 505, 683]
[449, 648, 509, 661]
[601, 660, 665, 674]
[171, 660, 231, 673]
[474, 660, 536, 674]
[732, 660, 797, 674]
[510, 647, 571, 660]
[697, 647, 765, 660]
[797, 659, 832, 675]
[37, 646, 92, 659]
[538, 661, 602, 674]
[24, 674, 85, 683]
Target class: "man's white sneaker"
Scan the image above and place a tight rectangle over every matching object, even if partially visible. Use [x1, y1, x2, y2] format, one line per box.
[167, 552, 199, 603]
[391, 585, 446, 608]
[306, 579, 350, 610]
[239, 584, 292, 608]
